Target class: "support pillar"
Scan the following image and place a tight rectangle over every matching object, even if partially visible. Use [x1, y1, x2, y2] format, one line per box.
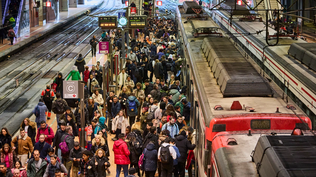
[78, 0, 84, 5]
[60, 0, 69, 11]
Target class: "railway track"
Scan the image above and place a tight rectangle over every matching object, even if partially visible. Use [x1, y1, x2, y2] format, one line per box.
[0, 0, 123, 133]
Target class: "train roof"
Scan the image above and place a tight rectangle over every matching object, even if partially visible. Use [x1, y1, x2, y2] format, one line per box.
[177, 7, 305, 126]
[213, 133, 316, 177]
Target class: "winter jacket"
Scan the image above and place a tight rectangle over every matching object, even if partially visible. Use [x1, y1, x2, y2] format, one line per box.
[66, 70, 81, 81]
[175, 134, 196, 163]
[74, 106, 89, 126]
[87, 102, 98, 123]
[158, 143, 177, 169]
[11, 134, 33, 155]
[126, 96, 140, 117]
[161, 123, 179, 138]
[84, 70, 90, 83]
[144, 83, 154, 96]
[150, 44, 157, 56]
[133, 89, 145, 101]
[113, 139, 130, 165]
[0, 152, 17, 169]
[53, 128, 65, 153]
[79, 159, 98, 177]
[0, 135, 12, 149]
[32, 102, 47, 123]
[91, 156, 110, 177]
[150, 89, 159, 101]
[91, 137, 109, 156]
[92, 93, 104, 105]
[33, 141, 51, 159]
[94, 117, 107, 135]
[27, 158, 47, 177]
[90, 38, 98, 47]
[128, 139, 142, 165]
[69, 147, 84, 167]
[60, 133, 74, 156]
[87, 78, 99, 94]
[75, 57, 86, 73]
[169, 89, 180, 104]
[183, 102, 191, 121]
[52, 98, 68, 114]
[124, 79, 135, 89]
[35, 125, 54, 144]
[43, 161, 67, 177]
[112, 116, 129, 135]
[66, 118, 78, 137]
[174, 98, 185, 115]
[143, 142, 157, 172]
[59, 111, 76, 124]
[111, 102, 121, 118]
[117, 72, 128, 87]
[142, 133, 159, 151]
[153, 62, 163, 79]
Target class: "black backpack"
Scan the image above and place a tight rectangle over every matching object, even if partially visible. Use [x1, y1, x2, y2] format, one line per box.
[54, 99, 65, 114]
[43, 90, 51, 102]
[147, 107, 158, 121]
[160, 145, 171, 164]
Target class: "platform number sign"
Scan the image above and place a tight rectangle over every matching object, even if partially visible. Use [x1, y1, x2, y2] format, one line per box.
[98, 16, 117, 29]
[128, 15, 147, 28]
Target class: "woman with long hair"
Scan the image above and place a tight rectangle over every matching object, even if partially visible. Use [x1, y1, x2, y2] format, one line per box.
[0, 143, 17, 169]
[91, 148, 110, 176]
[0, 128, 12, 149]
[11, 161, 27, 177]
[119, 86, 131, 115]
[53, 73, 63, 97]
[20, 118, 36, 145]
[87, 97, 97, 123]
[91, 135, 109, 156]
[111, 110, 130, 140]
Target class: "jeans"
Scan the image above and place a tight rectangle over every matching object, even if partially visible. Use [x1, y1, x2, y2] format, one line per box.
[57, 149, 63, 163]
[116, 164, 128, 177]
[91, 46, 97, 57]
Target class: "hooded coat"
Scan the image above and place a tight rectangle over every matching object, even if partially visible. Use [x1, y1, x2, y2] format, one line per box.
[112, 116, 129, 135]
[0, 134, 12, 149]
[91, 136, 109, 157]
[74, 57, 86, 73]
[113, 139, 130, 165]
[175, 133, 196, 163]
[33, 102, 47, 124]
[27, 158, 48, 177]
[35, 124, 54, 144]
[126, 96, 140, 117]
[169, 88, 180, 104]
[143, 142, 157, 172]
[142, 133, 159, 151]
[94, 117, 107, 135]
[53, 73, 63, 95]
[66, 70, 81, 81]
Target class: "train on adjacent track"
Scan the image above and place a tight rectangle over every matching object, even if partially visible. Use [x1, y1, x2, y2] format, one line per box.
[177, 1, 316, 177]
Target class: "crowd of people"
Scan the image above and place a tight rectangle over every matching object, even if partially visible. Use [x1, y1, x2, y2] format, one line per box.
[0, 15, 196, 177]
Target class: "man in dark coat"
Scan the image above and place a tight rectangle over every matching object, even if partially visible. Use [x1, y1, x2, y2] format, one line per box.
[175, 131, 196, 177]
[33, 134, 51, 159]
[61, 126, 74, 175]
[69, 142, 84, 177]
[142, 126, 159, 151]
[144, 80, 154, 97]
[111, 96, 121, 118]
[90, 36, 98, 57]
[74, 54, 86, 76]
[53, 120, 66, 162]
[80, 150, 98, 177]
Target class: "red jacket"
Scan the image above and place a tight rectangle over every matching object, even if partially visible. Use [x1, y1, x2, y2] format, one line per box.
[113, 139, 130, 165]
[36, 124, 54, 144]
[84, 70, 90, 83]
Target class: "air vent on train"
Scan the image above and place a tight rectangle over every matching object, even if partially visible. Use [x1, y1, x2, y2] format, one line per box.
[227, 138, 238, 145]
[214, 105, 223, 110]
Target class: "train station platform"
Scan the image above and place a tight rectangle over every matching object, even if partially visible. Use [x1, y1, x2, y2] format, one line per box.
[0, 0, 104, 58]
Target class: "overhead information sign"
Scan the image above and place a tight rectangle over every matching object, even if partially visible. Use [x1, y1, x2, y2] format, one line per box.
[98, 16, 117, 29]
[63, 81, 79, 99]
[128, 15, 147, 28]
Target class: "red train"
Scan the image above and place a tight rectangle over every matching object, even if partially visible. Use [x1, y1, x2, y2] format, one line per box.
[176, 2, 314, 177]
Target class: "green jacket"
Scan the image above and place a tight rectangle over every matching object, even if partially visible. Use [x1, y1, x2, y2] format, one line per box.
[66, 70, 81, 81]
[27, 158, 48, 177]
[175, 95, 186, 115]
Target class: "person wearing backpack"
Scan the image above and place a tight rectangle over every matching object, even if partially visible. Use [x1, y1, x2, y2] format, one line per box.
[143, 126, 159, 152]
[170, 138, 181, 177]
[142, 141, 157, 177]
[175, 131, 196, 177]
[126, 132, 142, 177]
[147, 100, 161, 122]
[161, 116, 179, 138]
[53, 120, 67, 163]
[32, 99, 48, 128]
[41, 85, 55, 120]
[35, 121, 54, 145]
[7, 26, 15, 45]
[33, 134, 51, 159]
[43, 155, 67, 177]
[60, 126, 74, 175]
[158, 137, 177, 177]
[52, 93, 68, 128]
[126, 93, 140, 126]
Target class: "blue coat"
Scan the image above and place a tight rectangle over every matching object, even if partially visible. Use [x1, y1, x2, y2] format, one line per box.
[33, 141, 51, 159]
[111, 102, 121, 117]
[172, 145, 181, 165]
[126, 96, 140, 117]
[150, 45, 157, 56]
[33, 102, 48, 123]
[143, 143, 157, 172]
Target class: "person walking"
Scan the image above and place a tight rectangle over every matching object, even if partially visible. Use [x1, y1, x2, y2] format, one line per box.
[74, 54, 86, 77]
[113, 133, 130, 177]
[43, 155, 67, 177]
[91, 148, 110, 177]
[143, 142, 158, 177]
[0, 144, 17, 169]
[35, 121, 54, 145]
[53, 120, 67, 162]
[26, 150, 47, 177]
[32, 99, 47, 128]
[53, 73, 64, 97]
[7, 27, 15, 45]
[157, 137, 177, 177]
[126, 93, 140, 126]
[69, 142, 84, 177]
[90, 36, 99, 58]
[0, 128, 12, 150]
[11, 129, 33, 167]
[79, 150, 98, 177]
[0, 163, 13, 177]
[41, 85, 55, 120]
[52, 93, 68, 128]
[66, 66, 81, 81]
[60, 126, 74, 174]
[33, 134, 51, 159]
[112, 110, 129, 140]
[20, 118, 36, 145]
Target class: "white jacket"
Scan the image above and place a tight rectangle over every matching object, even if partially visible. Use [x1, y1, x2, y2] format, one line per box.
[117, 72, 128, 86]
[92, 93, 104, 105]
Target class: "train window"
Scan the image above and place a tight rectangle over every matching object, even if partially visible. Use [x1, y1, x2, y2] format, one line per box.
[251, 119, 271, 129]
[212, 124, 226, 132]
